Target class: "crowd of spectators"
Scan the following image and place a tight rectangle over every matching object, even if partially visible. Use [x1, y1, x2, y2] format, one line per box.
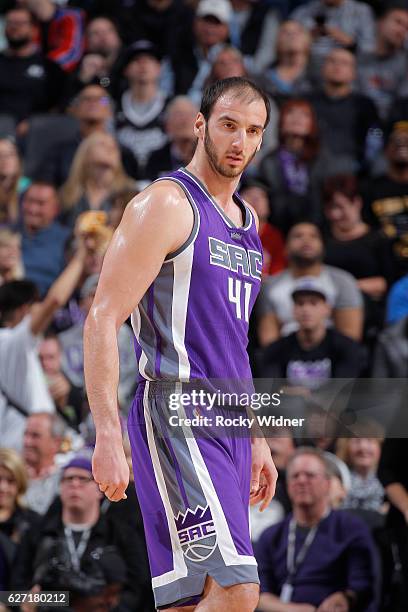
[0, 0, 407, 611]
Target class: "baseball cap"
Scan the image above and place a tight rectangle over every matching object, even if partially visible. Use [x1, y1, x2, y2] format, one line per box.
[196, 0, 232, 24]
[63, 453, 93, 475]
[291, 277, 329, 302]
[122, 40, 162, 67]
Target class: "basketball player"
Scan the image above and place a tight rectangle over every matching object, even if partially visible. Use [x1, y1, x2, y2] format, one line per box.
[84, 77, 278, 611]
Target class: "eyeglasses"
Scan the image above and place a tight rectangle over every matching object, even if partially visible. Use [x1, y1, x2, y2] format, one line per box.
[61, 474, 94, 485]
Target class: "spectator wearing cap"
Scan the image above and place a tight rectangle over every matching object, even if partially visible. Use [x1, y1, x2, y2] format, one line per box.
[172, 0, 231, 96]
[145, 96, 198, 181]
[20, 0, 85, 72]
[0, 7, 65, 126]
[291, 0, 376, 80]
[115, 40, 169, 178]
[58, 274, 136, 411]
[323, 174, 393, 340]
[12, 453, 151, 611]
[22, 412, 65, 515]
[308, 48, 380, 172]
[361, 121, 408, 279]
[257, 222, 363, 346]
[259, 277, 365, 389]
[255, 447, 377, 612]
[0, 233, 95, 450]
[357, 5, 408, 121]
[17, 181, 70, 297]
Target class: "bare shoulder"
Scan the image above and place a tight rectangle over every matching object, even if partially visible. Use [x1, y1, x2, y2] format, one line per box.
[126, 179, 192, 218]
[241, 198, 260, 232]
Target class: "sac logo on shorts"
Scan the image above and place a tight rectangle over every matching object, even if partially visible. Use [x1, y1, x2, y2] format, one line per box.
[175, 505, 217, 562]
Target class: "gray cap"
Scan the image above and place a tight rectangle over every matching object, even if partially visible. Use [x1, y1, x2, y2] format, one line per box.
[291, 276, 329, 302]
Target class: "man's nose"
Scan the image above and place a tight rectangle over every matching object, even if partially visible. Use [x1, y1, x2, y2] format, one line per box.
[231, 129, 245, 149]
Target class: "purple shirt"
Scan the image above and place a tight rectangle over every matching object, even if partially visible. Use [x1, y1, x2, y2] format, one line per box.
[255, 510, 376, 609]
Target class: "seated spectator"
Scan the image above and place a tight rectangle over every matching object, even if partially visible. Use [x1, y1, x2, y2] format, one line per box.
[266, 429, 296, 515]
[0, 7, 65, 126]
[108, 187, 139, 230]
[0, 233, 95, 450]
[58, 274, 136, 412]
[256, 447, 377, 611]
[291, 0, 376, 79]
[0, 230, 24, 285]
[22, 0, 84, 72]
[323, 174, 393, 336]
[115, 40, 169, 178]
[385, 274, 408, 325]
[39, 332, 83, 430]
[358, 5, 408, 121]
[256, 99, 347, 233]
[22, 412, 65, 515]
[257, 222, 363, 345]
[146, 96, 197, 180]
[239, 182, 285, 276]
[172, 0, 230, 96]
[372, 315, 408, 378]
[378, 436, 408, 612]
[0, 138, 29, 225]
[257, 20, 312, 101]
[59, 132, 136, 228]
[336, 422, 385, 522]
[12, 453, 151, 611]
[17, 181, 70, 296]
[228, 0, 280, 74]
[361, 121, 408, 279]
[193, 44, 248, 106]
[0, 449, 40, 555]
[37, 83, 116, 187]
[260, 277, 365, 387]
[308, 48, 380, 172]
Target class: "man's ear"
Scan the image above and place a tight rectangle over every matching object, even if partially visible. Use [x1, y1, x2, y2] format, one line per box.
[194, 112, 205, 139]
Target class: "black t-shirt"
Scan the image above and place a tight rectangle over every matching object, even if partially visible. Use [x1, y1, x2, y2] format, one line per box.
[324, 230, 394, 283]
[259, 329, 364, 387]
[0, 52, 65, 121]
[361, 174, 408, 278]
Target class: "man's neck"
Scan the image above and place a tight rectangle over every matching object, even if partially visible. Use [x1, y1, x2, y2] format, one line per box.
[324, 82, 352, 98]
[0, 506, 14, 522]
[62, 507, 99, 527]
[131, 83, 158, 104]
[79, 119, 106, 138]
[279, 52, 308, 71]
[354, 464, 373, 478]
[388, 164, 408, 183]
[186, 154, 240, 209]
[7, 43, 37, 58]
[27, 458, 55, 479]
[293, 501, 329, 527]
[297, 326, 326, 350]
[376, 36, 397, 58]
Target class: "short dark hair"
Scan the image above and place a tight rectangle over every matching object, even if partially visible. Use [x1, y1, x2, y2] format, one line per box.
[200, 77, 271, 128]
[0, 280, 39, 326]
[322, 174, 359, 204]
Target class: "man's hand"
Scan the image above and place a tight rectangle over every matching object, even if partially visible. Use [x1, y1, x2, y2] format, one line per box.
[92, 434, 129, 502]
[48, 373, 70, 407]
[20, 585, 41, 612]
[317, 592, 349, 612]
[250, 437, 278, 511]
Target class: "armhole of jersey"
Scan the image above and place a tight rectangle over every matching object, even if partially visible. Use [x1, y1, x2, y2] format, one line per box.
[154, 177, 201, 262]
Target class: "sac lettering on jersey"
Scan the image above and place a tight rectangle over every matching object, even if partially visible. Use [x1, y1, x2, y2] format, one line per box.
[208, 236, 262, 280]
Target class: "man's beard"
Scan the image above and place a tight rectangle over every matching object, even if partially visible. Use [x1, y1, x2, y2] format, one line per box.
[204, 129, 257, 178]
[290, 253, 322, 268]
[7, 35, 31, 50]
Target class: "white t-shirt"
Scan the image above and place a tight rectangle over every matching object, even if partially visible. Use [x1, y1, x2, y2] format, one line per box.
[0, 316, 54, 450]
[258, 265, 363, 336]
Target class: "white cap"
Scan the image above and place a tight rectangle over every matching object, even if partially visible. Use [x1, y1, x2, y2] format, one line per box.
[196, 0, 232, 24]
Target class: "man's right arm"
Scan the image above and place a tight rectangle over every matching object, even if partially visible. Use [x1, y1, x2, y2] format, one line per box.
[83, 181, 193, 502]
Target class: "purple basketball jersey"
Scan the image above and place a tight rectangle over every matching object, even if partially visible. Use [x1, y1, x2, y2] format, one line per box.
[131, 167, 263, 383]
